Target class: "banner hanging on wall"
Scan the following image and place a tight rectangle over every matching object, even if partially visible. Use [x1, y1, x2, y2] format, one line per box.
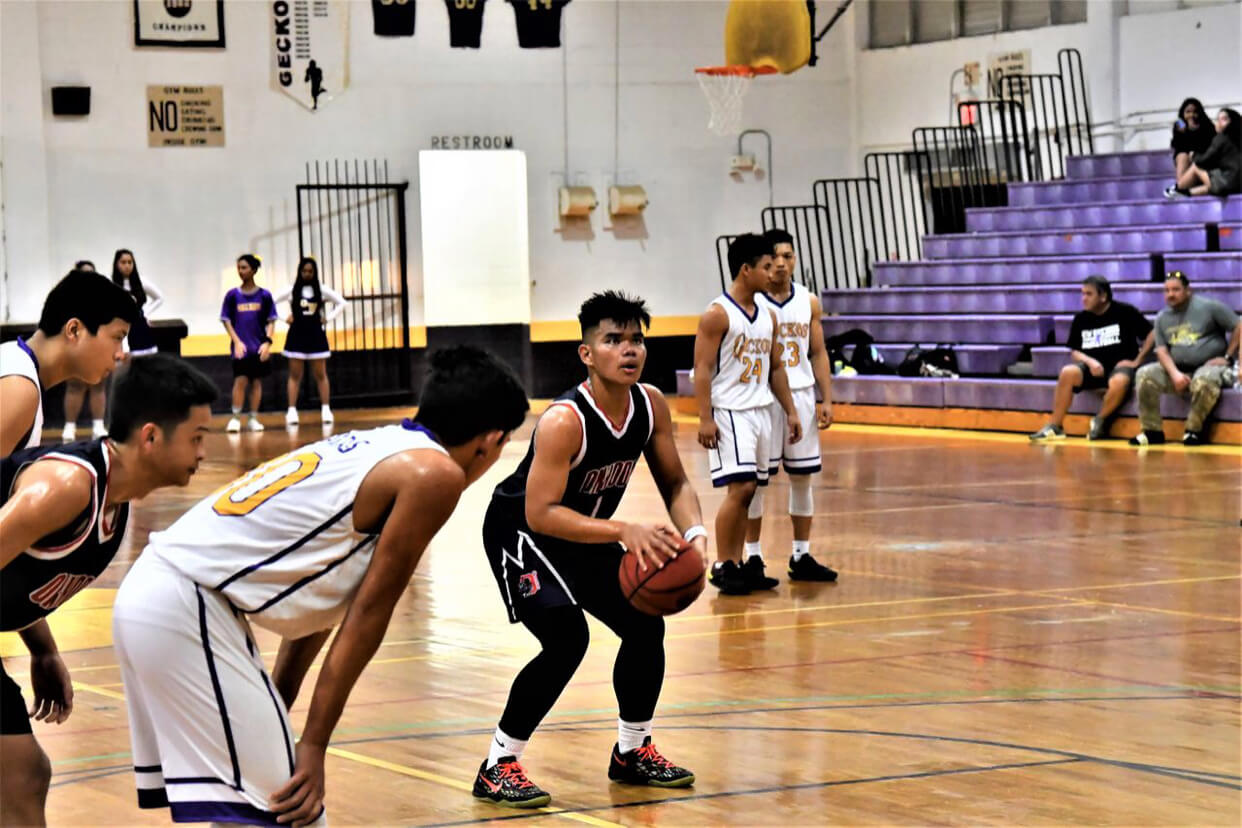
[272, 0, 350, 112]
[134, 0, 225, 48]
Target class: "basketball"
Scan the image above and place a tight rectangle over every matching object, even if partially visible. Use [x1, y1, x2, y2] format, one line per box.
[618, 539, 706, 616]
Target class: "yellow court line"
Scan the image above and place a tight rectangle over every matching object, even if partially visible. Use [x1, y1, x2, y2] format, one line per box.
[1037, 574, 1242, 594]
[1039, 595, 1242, 623]
[71, 680, 127, 701]
[325, 747, 625, 828]
[673, 589, 1021, 623]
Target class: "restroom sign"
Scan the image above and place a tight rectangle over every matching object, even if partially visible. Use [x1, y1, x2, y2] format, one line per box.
[147, 84, 225, 147]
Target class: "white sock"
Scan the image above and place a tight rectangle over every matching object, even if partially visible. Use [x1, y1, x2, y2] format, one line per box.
[287, 406, 297, 414]
[231, 407, 242, 416]
[487, 727, 527, 768]
[92, 418, 105, 430]
[320, 404, 331, 413]
[792, 540, 810, 562]
[249, 411, 260, 419]
[617, 719, 652, 754]
[744, 541, 762, 562]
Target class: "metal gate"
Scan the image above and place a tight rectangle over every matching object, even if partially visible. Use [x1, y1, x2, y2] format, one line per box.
[296, 159, 412, 406]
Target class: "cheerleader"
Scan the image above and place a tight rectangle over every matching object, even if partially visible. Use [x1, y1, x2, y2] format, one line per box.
[61, 251, 163, 441]
[221, 254, 277, 433]
[274, 256, 345, 426]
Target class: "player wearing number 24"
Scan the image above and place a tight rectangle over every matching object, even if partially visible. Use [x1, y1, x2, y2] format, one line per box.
[110, 347, 529, 826]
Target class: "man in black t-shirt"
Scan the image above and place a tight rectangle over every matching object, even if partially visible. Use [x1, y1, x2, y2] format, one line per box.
[1031, 276, 1154, 442]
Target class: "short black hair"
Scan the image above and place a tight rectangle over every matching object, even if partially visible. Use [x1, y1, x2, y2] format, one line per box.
[578, 291, 651, 341]
[1165, 270, 1190, 288]
[1082, 275, 1112, 301]
[763, 228, 794, 249]
[413, 346, 529, 446]
[108, 354, 218, 442]
[37, 270, 139, 336]
[727, 233, 773, 280]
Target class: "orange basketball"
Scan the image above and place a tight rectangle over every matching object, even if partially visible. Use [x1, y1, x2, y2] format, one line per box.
[618, 540, 706, 616]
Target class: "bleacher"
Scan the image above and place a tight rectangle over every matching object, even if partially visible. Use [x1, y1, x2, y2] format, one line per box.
[679, 147, 1241, 442]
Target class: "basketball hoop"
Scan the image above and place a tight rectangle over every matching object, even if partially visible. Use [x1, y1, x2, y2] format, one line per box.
[695, 65, 777, 137]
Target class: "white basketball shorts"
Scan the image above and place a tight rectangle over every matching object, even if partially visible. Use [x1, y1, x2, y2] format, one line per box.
[708, 406, 772, 488]
[767, 386, 822, 475]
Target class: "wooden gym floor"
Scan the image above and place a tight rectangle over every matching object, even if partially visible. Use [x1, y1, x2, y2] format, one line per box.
[3, 407, 1239, 826]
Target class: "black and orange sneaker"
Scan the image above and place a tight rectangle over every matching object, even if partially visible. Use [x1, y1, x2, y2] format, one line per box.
[607, 737, 695, 788]
[472, 756, 551, 808]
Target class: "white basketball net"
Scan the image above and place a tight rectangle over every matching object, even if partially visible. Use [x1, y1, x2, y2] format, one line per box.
[696, 70, 755, 137]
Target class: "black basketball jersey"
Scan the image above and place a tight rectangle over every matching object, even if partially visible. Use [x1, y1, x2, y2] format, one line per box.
[507, 0, 570, 48]
[372, 0, 416, 36]
[1, 440, 130, 632]
[494, 381, 653, 522]
[445, 0, 486, 47]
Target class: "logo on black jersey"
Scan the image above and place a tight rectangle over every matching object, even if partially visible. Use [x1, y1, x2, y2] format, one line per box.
[29, 573, 95, 611]
[580, 460, 636, 496]
[517, 571, 541, 598]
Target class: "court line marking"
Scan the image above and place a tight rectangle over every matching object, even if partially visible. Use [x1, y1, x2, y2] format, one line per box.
[70, 680, 126, 701]
[325, 746, 624, 828]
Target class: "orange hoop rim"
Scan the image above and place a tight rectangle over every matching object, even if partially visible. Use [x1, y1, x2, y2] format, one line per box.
[694, 65, 779, 78]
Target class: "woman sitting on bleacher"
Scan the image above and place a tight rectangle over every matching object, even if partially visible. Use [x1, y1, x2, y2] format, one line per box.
[1170, 98, 1216, 180]
[1166, 108, 1241, 198]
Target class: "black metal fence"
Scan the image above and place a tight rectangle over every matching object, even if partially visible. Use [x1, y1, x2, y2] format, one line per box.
[811, 177, 884, 289]
[863, 150, 930, 262]
[295, 159, 412, 405]
[958, 98, 1032, 184]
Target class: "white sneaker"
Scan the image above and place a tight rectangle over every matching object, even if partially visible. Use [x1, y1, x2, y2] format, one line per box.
[321, 405, 334, 425]
[286, 407, 299, 427]
[247, 417, 265, 432]
[62, 424, 76, 442]
[226, 417, 242, 433]
[91, 420, 108, 439]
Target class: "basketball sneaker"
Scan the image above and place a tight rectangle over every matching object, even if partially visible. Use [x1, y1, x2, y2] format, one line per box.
[1028, 424, 1065, 442]
[62, 423, 76, 442]
[472, 757, 550, 808]
[607, 737, 695, 788]
[788, 554, 838, 582]
[226, 416, 242, 433]
[1129, 430, 1165, 446]
[247, 416, 265, 432]
[741, 555, 779, 590]
[709, 560, 750, 595]
[286, 407, 299, 427]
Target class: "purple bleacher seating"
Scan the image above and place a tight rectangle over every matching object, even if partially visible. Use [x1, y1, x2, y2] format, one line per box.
[824, 284, 1181, 316]
[676, 369, 692, 397]
[831, 376, 945, 407]
[1225, 200, 1242, 222]
[1164, 252, 1242, 282]
[873, 254, 1154, 287]
[1031, 347, 1072, 379]
[942, 378, 1241, 422]
[1007, 175, 1169, 207]
[924, 224, 1209, 259]
[1066, 150, 1169, 180]
[965, 197, 1228, 233]
[822, 314, 1051, 345]
[1221, 223, 1242, 251]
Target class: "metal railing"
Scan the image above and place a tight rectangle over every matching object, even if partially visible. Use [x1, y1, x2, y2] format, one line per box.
[863, 150, 930, 262]
[295, 159, 412, 405]
[957, 98, 1032, 184]
[811, 177, 885, 288]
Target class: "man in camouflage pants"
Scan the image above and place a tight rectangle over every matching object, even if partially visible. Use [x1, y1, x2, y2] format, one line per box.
[1131, 272, 1240, 446]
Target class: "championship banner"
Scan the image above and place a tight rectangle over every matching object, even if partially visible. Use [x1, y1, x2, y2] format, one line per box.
[272, 0, 350, 112]
[134, 0, 225, 48]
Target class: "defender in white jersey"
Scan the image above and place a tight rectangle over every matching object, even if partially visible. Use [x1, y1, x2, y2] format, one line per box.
[112, 347, 529, 827]
[694, 234, 801, 595]
[749, 228, 839, 583]
[0, 270, 135, 456]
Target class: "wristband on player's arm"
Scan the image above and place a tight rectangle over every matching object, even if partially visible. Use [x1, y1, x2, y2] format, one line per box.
[682, 525, 708, 544]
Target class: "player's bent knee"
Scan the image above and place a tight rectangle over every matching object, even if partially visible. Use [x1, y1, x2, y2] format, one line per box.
[730, 480, 758, 503]
[1059, 364, 1082, 383]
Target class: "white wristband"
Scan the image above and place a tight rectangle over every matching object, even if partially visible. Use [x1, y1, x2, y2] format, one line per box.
[682, 525, 708, 543]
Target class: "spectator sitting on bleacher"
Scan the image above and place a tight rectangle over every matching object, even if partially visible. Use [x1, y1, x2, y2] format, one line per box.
[1030, 276, 1153, 442]
[1169, 98, 1216, 180]
[1130, 272, 1240, 447]
[1165, 108, 1241, 198]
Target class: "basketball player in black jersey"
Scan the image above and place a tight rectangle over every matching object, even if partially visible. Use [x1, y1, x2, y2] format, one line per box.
[474, 291, 707, 807]
[0, 355, 216, 826]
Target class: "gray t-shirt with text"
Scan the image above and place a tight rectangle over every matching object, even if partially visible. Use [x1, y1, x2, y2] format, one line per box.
[1154, 294, 1239, 370]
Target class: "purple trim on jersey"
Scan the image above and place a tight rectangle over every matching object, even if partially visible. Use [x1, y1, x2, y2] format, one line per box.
[720, 292, 759, 323]
[220, 288, 276, 358]
[760, 284, 798, 308]
[15, 337, 40, 380]
[401, 419, 443, 445]
[168, 800, 290, 825]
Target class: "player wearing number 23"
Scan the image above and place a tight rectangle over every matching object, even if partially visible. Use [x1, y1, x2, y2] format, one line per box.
[111, 347, 528, 827]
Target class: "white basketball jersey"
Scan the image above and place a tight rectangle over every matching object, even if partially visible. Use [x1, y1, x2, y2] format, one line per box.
[709, 294, 775, 411]
[759, 283, 815, 391]
[1, 339, 44, 450]
[147, 423, 448, 639]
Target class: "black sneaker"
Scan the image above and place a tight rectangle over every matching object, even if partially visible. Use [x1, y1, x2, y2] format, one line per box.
[472, 757, 551, 808]
[1183, 430, 1208, 446]
[788, 554, 838, 582]
[1087, 415, 1113, 441]
[1129, 430, 1166, 446]
[741, 556, 779, 590]
[709, 561, 751, 595]
[608, 737, 695, 788]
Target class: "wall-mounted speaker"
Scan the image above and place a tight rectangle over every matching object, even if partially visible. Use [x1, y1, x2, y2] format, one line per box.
[51, 86, 91, 117]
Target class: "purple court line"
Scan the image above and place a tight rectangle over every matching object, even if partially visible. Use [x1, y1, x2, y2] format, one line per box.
[37, 625, 1241, 740]
[962, 652, 1234, 697]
